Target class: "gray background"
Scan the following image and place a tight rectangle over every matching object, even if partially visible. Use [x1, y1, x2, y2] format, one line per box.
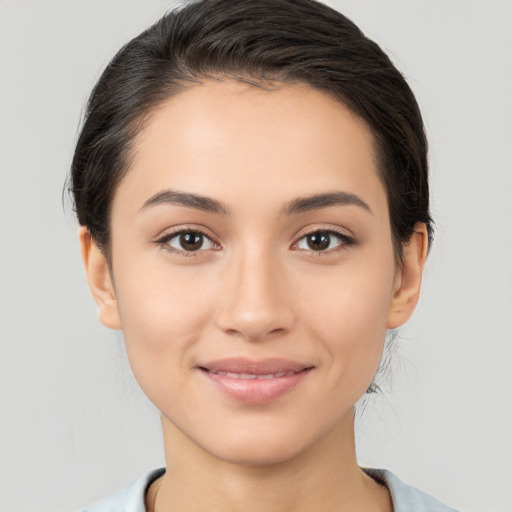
[1, 1, 511, 511]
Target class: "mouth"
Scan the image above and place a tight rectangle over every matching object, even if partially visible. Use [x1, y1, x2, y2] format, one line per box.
[198, 358, 314, 404]
[205, 369, 303, 379]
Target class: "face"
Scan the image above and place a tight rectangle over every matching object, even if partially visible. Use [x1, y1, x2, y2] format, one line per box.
[83, 80, 424, 466]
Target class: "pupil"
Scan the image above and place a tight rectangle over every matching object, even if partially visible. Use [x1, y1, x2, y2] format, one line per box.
[180, 232, 203, 251]
[307, 232, 330, 251]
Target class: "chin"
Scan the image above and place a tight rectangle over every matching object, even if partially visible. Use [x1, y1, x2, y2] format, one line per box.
[209, 438, 307, 467]
[193, 417, 337, 468]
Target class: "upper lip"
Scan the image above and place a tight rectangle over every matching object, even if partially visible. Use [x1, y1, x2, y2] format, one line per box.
[199, 358, 313, 375]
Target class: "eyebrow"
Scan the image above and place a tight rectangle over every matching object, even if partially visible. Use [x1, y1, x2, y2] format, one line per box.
[140, 190, 230, 215]
[140, 189, 371, 216]
[282, 191, 372, 215]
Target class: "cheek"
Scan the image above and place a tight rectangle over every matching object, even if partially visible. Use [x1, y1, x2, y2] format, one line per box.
[112, 259, 217, 391]
[299, 258, 395, 391]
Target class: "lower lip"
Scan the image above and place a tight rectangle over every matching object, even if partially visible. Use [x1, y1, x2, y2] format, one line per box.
[200, 368, 312, 404]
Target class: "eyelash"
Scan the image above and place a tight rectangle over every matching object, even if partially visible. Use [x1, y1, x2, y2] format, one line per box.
[154, 227, 355, 257]
[154, 227, 218, 257]
[292, 228, 355, 254]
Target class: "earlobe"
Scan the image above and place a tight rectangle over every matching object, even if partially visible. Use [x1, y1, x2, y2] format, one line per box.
[78, 226, 122, 330]
[386, 223, 429, 329]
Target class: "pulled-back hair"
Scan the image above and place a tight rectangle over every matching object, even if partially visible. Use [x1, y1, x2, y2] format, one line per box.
[70, 0, 432, 259]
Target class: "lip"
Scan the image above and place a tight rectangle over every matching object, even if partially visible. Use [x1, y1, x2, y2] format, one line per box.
[198, 358, 314, 404]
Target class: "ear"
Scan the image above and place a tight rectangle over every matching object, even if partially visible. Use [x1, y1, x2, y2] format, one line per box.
[78, 226, 122, 330]
[386, 223, 429, 329]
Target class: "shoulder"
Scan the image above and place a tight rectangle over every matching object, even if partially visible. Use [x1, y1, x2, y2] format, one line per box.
[80, 468, 165, 512]
[363, 468, 461, 512]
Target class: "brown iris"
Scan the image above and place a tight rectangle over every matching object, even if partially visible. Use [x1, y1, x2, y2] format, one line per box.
[180, 232, 204, 251]
[306, 232, 332, 251]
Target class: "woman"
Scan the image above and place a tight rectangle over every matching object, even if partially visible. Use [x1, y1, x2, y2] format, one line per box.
[71, 0, 458, 510]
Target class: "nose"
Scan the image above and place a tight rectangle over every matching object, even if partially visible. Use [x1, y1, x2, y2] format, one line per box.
[214, 248, 296, 342]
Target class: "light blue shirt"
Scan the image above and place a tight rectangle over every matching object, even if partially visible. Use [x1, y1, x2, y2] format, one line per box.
[81, 467, 460, 512]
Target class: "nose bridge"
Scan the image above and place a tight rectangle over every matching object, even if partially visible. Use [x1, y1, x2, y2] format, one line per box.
[215, 242, 294, 341]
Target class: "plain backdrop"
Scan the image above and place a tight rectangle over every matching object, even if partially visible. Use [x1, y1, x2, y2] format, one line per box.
[0, 1, 511, 511]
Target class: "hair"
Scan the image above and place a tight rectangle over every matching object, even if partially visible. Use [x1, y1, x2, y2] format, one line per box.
[69, 0, 433, 261]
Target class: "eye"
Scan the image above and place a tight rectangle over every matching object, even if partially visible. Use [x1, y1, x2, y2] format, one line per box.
[157, 229, 218, 254]
[295, 230, 353, 252]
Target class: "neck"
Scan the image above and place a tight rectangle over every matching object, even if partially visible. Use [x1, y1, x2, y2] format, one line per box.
[149, 410, 391, 512]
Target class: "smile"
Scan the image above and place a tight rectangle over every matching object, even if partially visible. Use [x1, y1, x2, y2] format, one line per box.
[207, 370, 300, 379]
[199, 358, 314, 404]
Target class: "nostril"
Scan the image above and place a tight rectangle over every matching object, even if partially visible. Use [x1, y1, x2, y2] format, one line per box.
[223, 325, 289, 342]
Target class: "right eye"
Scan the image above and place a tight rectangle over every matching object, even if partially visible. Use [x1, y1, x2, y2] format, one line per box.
[156, 229, 218, 255]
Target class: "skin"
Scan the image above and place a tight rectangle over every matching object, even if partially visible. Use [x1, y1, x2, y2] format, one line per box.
[80, 80, 428, 512]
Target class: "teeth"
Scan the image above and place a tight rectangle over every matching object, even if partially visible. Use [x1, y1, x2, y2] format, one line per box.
[210, 370, 299, 379]
[225, 372, 244, 379]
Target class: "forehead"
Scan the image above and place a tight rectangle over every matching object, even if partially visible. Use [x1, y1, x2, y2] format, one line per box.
[115, 80, 386, 215]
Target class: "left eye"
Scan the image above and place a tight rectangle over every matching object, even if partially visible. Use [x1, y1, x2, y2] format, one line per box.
[164, 230, 217, 252]
[295, 231, 349, 252]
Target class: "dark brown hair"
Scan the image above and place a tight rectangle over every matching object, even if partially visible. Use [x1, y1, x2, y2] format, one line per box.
[69, 0, 432, 259]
